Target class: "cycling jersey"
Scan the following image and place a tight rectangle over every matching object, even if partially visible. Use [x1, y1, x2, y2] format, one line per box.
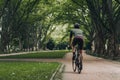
[70, 29, 83, 39]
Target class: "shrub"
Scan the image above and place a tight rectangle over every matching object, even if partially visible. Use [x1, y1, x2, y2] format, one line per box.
[46, 38, 55, 50]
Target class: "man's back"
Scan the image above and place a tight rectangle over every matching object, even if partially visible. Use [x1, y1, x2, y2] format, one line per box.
[70, 29, 83, 38]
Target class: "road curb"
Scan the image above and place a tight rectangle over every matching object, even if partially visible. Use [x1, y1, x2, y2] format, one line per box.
[50, 64, 64, 80]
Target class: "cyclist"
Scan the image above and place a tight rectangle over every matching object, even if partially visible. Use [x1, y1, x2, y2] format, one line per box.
[69, 23, 84, 68]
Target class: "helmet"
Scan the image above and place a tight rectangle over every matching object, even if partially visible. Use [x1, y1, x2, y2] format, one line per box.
[74, 23, 80, 28]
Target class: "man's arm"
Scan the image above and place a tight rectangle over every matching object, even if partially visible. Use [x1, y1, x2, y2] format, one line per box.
[69, 31, 72, 46]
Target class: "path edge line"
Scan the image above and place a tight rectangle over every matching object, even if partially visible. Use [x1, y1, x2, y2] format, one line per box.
[50, 64, 64, 80]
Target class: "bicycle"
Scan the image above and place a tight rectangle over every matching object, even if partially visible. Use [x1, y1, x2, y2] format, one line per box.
[72, 45, 83, 74]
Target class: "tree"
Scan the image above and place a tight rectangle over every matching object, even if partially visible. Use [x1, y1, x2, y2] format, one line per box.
[0, 0, 63, 52]
[0, 0, 41, 52]
[85, 0, 120, 59]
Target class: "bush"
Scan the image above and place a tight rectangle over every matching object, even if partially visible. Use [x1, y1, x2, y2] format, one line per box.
[46, 38, 55, 50]
[56, 41, 69, 50]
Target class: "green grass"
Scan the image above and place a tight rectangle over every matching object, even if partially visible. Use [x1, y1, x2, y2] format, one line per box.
[0, 62, 59, 80]
[0, 50, 69, 59]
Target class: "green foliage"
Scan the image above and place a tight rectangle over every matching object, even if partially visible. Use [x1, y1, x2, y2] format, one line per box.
[0, 62, 59, 80]
[0, 0, 63, 52]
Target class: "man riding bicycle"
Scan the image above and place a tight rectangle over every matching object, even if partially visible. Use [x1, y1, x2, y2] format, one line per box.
[69, 23, 84, 69]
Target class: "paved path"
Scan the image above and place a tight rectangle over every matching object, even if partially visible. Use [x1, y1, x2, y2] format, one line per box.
[62, 52, 120, 80]
[0, 51, 120, 80]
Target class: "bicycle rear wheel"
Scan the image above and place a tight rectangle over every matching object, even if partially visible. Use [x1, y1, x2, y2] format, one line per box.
[77, 53, 82, 74]
[78, 62, 82, 74]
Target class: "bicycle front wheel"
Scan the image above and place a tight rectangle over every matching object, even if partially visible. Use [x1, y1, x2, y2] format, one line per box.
[78, 63, 82, 74]
[72, 59, 76, 72]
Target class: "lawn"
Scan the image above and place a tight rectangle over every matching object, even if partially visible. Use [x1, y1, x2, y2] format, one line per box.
[0, 50, 69, 59]
[0, 62, 60, 80]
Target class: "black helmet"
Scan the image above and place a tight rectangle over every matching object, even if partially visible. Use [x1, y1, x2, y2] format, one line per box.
[74, 23, 80, 28]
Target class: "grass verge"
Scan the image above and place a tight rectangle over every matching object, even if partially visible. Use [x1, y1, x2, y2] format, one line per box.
[86, 50, 120, 62]
[0, 61, 59, 80]
[0, 50, 69, 59]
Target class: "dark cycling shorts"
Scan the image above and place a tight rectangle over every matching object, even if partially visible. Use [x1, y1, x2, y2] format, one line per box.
[72, 37, 83, 50]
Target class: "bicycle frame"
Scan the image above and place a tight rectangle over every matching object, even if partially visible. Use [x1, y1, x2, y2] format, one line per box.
[72, 45, 82, 74]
